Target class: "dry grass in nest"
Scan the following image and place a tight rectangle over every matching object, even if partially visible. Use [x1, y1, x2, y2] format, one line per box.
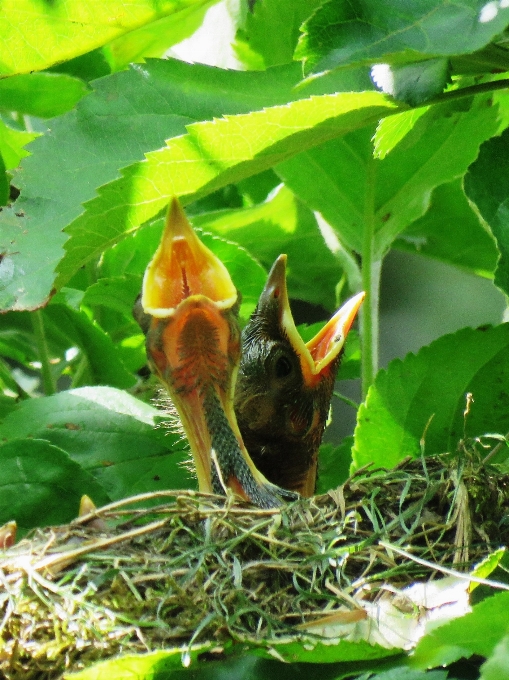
[0, 449, 508, 679]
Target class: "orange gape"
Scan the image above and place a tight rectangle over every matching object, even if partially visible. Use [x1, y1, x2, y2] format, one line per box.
[136, 198, 296, 508]
[235, 255, 364, 497]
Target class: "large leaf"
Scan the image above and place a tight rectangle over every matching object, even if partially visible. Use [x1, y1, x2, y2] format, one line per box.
[0, 438, 109, 532]
[109, 0, 218, 70]
[0, 0, 214, 76]
[276, 100, 498, 256]
[394, 179, 498, 277]
[234, 0, 322, 69]
[0, 387, 192, 500]
[464, 127, 509, 296]
[411, 591, 509, 669]
[0, 58, 315, 312]
[53, 91, 396, 294]
[296, 0, 509, 75]
[0, 73, 89, 118]
[66, 640, 400, 680]
[353, 325, 509, 470]
[193, 184, 342, 311]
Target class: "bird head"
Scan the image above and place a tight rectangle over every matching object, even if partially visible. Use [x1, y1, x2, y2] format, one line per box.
[135, 199, 296, 507]
[235, 255, 364, 496]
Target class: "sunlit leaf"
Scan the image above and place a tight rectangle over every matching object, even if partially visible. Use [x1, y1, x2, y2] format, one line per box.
[353, 325, 509, 469]
[109, 0, 218, 70]
[277, 100, 498, 256]
[0, 119, 38, 170]
[0, 58, 314, 312]
[0, 0, 216, 76]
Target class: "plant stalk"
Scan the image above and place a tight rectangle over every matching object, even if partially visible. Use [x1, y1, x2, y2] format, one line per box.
[31, 310, 57, 395]
[360, 162, 381, 399]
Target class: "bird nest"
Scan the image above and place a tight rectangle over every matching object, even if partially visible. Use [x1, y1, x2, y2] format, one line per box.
[0, 450, 508, 679]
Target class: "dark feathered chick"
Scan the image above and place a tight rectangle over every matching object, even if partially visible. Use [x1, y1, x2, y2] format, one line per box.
[235, 255, 364, 497]
[134, 199, 296, 508]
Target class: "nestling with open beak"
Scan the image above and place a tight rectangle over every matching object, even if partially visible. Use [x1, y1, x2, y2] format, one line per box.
[134, 198, 297, 509]
[235, 255, 364, 497]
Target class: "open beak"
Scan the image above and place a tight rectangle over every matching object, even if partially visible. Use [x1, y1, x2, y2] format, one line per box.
[140, 199, 294, 507]
[257, 255, 364, 388]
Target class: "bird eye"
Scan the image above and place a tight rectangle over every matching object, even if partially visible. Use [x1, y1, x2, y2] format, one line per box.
[274, 354, 293, 378]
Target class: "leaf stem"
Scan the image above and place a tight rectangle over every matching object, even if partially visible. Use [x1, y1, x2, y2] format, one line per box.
[31, 310, 57, 395]
[427, 77, 509, 107]
[333, 391, 360, 410]
[360, 162, 381, 399]
[71, 354, 88, 388]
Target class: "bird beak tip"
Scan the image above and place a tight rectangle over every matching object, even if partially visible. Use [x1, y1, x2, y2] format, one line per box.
[260, 254, 288, 303]
[308, 291, 365, 374]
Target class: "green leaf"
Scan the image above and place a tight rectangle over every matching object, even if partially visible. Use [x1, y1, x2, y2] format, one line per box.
[0, 438, 109, 531]
[53, 90, 396, 294]
[43, 303, 135, 389]
[47, 47, 113, 82]
[109, 0, 218, 70]
[373, 108, 429, 159]
[0, 119, 38, 171]
[0, 394, 18, 420]
[82, 275, 142, 319]
[411, 591, 509, 669]
[83, 640, 401, 676]
[254, 639, 401, 664]
[0, 312, 38, 364]
[371, 58, 451, 106]
[481, 634, 509, 679]
[65, 645, 214, 680]
[0, 73, 89, 118]
[394, 180, 499, 277]
[0, 0, 217, 76]
[234, 0, 322, 69]
[0, 355, 28, 398]
[297, 0, 509, 76]
[0, 386, 192, 500]
[0, 58, 311, 312]
[369, 671, 447, 680]
[316, 438, 353, 493]
[193, 184, 342, 311]
[470, 549, 509, 603]
[353, 325, 509, 470]
[464, 127, 509, 296]
[276, 100, 498, 256]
